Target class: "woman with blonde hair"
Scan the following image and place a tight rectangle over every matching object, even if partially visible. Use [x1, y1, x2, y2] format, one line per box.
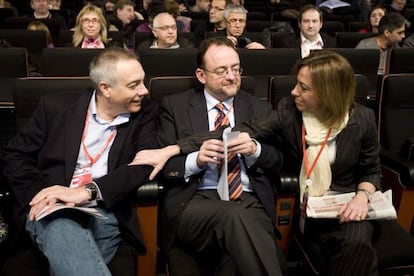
[72, 4, 121, 48]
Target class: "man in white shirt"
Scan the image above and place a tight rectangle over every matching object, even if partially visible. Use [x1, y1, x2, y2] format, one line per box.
[279, 5, 336, 57]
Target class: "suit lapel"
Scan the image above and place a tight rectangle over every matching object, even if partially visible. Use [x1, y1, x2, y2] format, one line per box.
[188, 90, 209, 133]
[64, 92, 91, 184]
[107, 118, 131, 171]
[233, 92, 251, 124]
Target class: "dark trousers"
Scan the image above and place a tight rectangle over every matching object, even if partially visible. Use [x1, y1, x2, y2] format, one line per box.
[175, 190, 283, 276]
[304, 219, 378, 276]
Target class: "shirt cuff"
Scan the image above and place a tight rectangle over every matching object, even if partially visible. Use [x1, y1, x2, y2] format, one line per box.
[244, 139, 261, 168]
[184, 151, 205, 181]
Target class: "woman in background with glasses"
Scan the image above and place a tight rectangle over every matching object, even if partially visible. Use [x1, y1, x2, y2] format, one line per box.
[72, 4, 123, 48]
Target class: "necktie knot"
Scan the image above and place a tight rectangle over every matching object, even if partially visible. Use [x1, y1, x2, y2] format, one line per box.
[215, 103, 225, 113]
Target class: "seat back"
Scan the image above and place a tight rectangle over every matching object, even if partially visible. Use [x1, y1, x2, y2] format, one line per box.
[148, 76, 256, 104]
[0, 29, 47, 53]
[41, 48, 103, 76]
[12, 77, 93, 130]
[137, 48, 198, 81]
[321, 21, 345, 37]
[314, 48, 380, 98]
[377, 74, 414, 152]
[387, 48, 414, 74]
[268, 74, 370, 109]
[58, 30, 125, 47]
[335, 32, 376, 48]
[0, 17, 61, 44]
[0, 48, 28, 78]
[348, 21, 369, 32]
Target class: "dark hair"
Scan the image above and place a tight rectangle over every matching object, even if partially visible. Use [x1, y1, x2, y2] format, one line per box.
[196, 36, 236, 68]
[378, 12, 406, 34]
[298, 4, 322, 23]
[368, 5, 387, 31]
[115, 0, 135, 11]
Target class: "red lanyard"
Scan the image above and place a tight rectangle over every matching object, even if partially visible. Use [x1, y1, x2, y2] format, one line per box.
[302, 123, 331, 180]
[81, 111, 117, 166]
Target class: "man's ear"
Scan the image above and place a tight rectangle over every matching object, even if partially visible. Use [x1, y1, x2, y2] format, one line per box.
[195, 68, 206, 85]
[384, 29, 391, 38]
[98, 82, 111, 98]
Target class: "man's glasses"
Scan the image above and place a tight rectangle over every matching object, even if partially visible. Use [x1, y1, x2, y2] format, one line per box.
[202, 67, 243, 77]
[152, 24, 177, 31]
[81, 18, 100, 25]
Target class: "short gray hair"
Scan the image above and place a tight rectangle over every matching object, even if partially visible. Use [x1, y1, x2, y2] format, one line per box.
[89, 48, 138, 90]
[223, 4, 247, 20]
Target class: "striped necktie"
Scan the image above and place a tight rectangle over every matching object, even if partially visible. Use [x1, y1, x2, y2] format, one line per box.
[214, 103, 242, 200]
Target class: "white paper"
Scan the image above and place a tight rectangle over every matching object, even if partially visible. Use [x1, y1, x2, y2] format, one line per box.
[319, 0, 350, 9]
[306, 190, 397, 220]
[217, 127, 240, 200]
[36, 203, 107, 221]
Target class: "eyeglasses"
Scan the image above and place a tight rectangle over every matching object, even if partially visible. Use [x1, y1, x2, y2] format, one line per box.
[81, 18, 100, 25]
[152, 24, 177, 31]
[227, 18, 246, 25]
[202, 67, 243, 77]
[210, 6, 224, 12]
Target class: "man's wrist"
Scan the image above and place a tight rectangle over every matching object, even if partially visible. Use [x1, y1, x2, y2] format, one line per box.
[85, 183, 98, 201]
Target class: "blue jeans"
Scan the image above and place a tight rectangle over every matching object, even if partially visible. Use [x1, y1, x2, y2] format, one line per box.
[26, 208, 121, 276]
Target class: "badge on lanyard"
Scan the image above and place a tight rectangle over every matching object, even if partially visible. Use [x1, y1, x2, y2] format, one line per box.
[70, 165, 92, 188]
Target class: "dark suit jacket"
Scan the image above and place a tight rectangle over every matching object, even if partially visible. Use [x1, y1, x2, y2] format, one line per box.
[2, 90, 159, 254]
[279, 32, 337, 49]
[179, 96, 381, 193]
[157, 88, 283, 252]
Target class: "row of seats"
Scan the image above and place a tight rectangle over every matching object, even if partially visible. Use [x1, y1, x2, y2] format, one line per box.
[0, 73, 413, 275]
[0, 25, 387, 51]
[1, 47, 413, 101]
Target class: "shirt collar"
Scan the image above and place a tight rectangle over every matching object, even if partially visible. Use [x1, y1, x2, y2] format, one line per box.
[89, 91, 130, 126]
[301, 32, 324, 47]
[150, 39, 180, 49]
[204, 90, 234, 112]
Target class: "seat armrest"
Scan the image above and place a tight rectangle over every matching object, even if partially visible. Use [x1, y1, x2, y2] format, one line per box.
[380, 150, 414, 187]
[136, 181, 162, 203]
[278, 172, 299, 194]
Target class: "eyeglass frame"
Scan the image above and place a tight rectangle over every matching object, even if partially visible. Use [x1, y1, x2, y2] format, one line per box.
[151, 24, 177, 31]
[200, 66, 243, 77]
[81, 17, 101, 25]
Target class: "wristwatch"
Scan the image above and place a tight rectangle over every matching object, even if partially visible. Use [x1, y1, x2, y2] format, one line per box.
[85, 183, 98, 201]
[357, 188, 373, 203]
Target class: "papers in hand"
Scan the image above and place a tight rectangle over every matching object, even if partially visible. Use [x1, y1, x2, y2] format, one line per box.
[306, 190, 397, 220]
[36, 203, 107, 221]
[217, 127, 240, 201]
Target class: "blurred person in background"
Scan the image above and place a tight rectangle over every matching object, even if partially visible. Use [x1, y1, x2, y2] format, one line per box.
[136, 11, 194, 49]
[27, 20, 55, 48]
[223, 4, 265, 49]
[72, 4, 123, 48]
[359, 5, 387, 33]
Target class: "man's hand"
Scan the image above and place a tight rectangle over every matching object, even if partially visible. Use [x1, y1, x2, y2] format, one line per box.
[129, 145, 180, 180]
[227, 132, 257, 157]
[29, 185, 90, 221]
[197, 139, 224, 167]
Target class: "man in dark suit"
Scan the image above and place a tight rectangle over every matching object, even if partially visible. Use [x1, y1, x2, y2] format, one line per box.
[278, 4, 336, 57]
[155, 37, 284, 275]
[2, 48, 158, 275]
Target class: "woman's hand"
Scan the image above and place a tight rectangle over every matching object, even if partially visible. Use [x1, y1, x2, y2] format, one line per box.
[337, 192, 369, 223]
